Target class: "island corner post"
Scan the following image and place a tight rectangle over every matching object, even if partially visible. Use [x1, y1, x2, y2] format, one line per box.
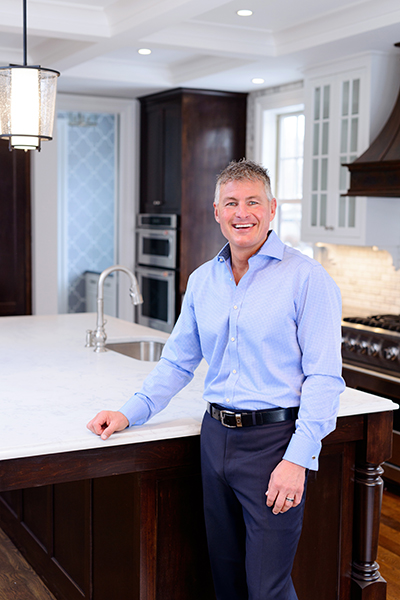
[0, 409, 395, 600]
[351, 410, 394, 600]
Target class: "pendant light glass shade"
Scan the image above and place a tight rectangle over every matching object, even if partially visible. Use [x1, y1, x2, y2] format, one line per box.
[0, 1, 60, 151]
[0, 65, 59, 150]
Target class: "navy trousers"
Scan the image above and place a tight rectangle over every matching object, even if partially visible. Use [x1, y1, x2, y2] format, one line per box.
[200, 410, 306, 600]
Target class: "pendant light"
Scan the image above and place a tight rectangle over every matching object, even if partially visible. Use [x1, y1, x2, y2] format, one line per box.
[0, 0, 60, 151]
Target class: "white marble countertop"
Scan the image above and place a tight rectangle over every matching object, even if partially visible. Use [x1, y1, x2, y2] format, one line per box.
[0, 313, 398, 462]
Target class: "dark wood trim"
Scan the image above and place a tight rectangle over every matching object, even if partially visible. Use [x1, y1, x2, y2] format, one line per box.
[0, 436, 201, 492]
[0, 415, 364, 493]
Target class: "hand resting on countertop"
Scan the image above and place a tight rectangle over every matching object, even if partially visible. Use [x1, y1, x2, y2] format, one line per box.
[87, 411, 129, 440]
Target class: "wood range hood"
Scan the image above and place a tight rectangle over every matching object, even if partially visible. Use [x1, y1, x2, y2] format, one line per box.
[345, 43, 400, 197]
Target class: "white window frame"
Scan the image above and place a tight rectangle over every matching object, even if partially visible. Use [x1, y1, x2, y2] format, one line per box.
[253, 86, 304, 201]
[252, 86, 312, 254]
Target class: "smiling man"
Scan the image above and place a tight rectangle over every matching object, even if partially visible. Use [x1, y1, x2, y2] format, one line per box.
[88, 160, 345, 600]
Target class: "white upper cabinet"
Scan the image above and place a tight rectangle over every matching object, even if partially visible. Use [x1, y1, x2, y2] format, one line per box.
[302, 52, 400, 251]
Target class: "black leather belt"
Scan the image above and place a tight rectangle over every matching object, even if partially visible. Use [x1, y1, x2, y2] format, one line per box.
[207, 402, 298, 428]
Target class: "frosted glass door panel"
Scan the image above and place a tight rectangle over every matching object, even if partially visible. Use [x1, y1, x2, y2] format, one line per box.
[58, 111, 117, 314]
[310, 85, 330, 228]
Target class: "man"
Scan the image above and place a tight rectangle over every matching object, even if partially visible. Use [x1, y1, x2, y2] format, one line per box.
[87, 160, 345, 600]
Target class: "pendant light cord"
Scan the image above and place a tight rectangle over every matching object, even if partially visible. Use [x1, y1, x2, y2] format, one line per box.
[23, 0, 27, 66]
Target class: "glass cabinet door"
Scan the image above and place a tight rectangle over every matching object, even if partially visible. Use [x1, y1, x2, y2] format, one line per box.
[302, 68, 366, 244]
[311, 84, 330, 230]
[338, 77, 360, 229]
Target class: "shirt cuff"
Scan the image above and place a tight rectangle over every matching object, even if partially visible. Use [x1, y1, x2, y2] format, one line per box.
[282, 433, 321, 471]
[119, 393, 151, 427]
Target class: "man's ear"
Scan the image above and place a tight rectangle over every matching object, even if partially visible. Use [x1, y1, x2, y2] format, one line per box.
[213, 202, 220, 223]
[270, 197, 277, 221]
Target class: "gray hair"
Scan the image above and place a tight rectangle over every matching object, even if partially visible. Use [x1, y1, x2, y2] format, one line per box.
[214, 159, 273, 205]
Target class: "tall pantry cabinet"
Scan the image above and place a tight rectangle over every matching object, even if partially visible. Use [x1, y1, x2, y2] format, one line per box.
[139, 88, 247, 301]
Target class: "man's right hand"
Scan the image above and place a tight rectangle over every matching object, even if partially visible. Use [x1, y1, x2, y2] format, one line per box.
[87, 410, 129, 440]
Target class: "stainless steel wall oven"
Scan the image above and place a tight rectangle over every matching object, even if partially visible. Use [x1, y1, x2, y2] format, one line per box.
[136, 214, 177, 270]
[135, 214, 178, 333]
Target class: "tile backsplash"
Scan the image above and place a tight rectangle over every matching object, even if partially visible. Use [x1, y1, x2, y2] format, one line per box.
[316, 244, 400, 317]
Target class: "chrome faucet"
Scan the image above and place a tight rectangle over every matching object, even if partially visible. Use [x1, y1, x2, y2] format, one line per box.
[85, 265, 143, 353]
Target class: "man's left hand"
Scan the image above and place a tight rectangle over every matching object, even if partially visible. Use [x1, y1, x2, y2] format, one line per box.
[265, 460, 306, 515]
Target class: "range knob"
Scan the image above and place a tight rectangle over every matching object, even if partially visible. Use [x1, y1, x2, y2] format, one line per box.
[356, 340, 369, 355]
[343, 336, 357, 351]
[382, 346, 399, 361]
[367, 342, 381, 357]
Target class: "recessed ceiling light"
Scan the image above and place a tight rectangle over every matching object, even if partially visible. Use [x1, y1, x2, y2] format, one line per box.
[138, 48, 152, 55]
[252, 78, 265, 85]
[237, 9, 253, 17]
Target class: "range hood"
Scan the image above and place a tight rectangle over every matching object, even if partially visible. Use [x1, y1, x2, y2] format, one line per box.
[345, 44, 400, 197]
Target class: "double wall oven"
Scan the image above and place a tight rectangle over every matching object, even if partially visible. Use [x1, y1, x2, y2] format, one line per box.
[342, 314, 400, 486]
[135, 214, 178, 333]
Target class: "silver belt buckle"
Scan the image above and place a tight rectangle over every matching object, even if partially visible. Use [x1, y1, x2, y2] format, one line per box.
[220, 409, 242, 428]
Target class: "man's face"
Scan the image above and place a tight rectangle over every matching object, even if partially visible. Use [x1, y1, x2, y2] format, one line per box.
[214, 179, 277, 257]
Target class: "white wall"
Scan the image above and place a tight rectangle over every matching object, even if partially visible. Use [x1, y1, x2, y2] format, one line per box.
[32, 127, 59, 315]
[31, 94, 139, 320]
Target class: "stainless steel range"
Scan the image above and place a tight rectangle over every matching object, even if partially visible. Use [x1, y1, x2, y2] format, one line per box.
[342, 314, 400, 486]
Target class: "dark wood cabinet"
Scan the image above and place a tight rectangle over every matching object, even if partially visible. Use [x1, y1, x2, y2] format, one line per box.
[139, 88, 247, 298]
[140, 96, 182, 215]
[0, 439, 214, 600]
[0, 139, 32, 316]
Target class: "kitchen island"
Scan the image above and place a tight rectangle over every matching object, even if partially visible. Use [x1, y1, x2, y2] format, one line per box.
[0, 313, 397, 600]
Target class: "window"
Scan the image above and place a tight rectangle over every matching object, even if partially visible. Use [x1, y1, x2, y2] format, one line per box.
[275, 112, 312, 257]
[252, 85, 312, 258]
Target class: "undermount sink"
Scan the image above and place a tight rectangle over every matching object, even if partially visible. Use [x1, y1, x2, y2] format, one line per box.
[106, 340, 165, 361]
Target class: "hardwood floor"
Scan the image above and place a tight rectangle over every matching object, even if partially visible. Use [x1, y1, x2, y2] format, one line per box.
[0, 489, 398, 600]
[0, 528, 56, 600]
[378, 488, 400, 600]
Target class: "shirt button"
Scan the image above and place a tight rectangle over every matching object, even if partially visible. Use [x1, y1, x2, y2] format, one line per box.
[219, 257, 224, 262]
[233, 369, 237, 374]
[312, 456, 316, 460]
[226, 398, 230, 403]
[233, 305, 238, 309]
[231, 337, 235, 342]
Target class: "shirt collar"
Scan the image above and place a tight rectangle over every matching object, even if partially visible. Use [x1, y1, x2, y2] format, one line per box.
[217, 229, 284, 263]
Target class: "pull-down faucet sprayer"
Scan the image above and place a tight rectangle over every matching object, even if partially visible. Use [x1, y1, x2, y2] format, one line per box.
[85, 265, 143, 353]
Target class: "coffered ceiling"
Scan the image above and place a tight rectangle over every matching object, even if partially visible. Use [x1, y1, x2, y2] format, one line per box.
[1, 0, 399, 98]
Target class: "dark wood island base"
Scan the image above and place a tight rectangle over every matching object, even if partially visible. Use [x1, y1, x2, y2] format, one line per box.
[0, 411, 394, 600]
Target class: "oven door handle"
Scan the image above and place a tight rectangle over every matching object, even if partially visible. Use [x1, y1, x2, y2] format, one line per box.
[343, 362, 400, 383]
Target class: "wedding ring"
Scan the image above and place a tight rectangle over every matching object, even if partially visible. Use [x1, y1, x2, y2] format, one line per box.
[285, 497, 294, 502]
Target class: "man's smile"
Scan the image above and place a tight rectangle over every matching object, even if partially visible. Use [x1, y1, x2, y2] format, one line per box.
[232, 223, 255, 229]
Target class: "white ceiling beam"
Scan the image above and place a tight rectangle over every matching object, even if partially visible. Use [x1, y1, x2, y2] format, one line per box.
[276, 0, 400, 55]
[63, 56, 172, 87]
[106, 0, 232, 36]
[31, 39, 95, 67]
[142, 22, 275, 59]
[169, 55, 252, 84]
[0, 0, 110, 39]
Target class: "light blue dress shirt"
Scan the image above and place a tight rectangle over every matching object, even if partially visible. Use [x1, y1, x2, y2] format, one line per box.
[120, 230, 345, 470]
